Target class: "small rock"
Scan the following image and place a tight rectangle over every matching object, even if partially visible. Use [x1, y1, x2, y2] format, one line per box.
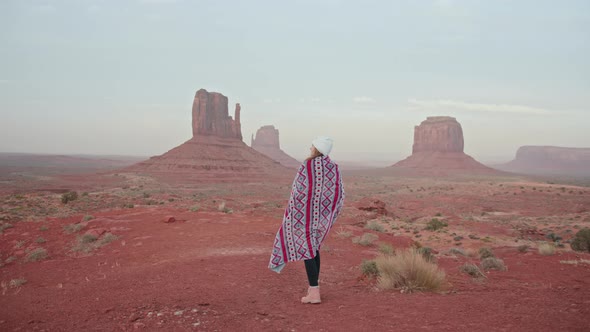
[174, 310, 183, 316]
[133, 322, 145, 329]
[163, 216, 176, 224]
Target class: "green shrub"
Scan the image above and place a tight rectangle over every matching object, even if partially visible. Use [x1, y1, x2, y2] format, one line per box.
[63, 223, 85, 234]
[361, 260, 378, 277]
[61, 191, 78, 204]
[425, 218, 447, 231]
[80, 234, 98, 243]
[571, 228, 590, 253]
[478, 247, 495, 259]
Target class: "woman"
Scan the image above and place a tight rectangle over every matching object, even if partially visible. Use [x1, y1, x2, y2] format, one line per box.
[269, 136, 345, 304]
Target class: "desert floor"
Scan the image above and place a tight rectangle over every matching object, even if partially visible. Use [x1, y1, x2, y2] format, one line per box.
[1, 169, 589, 331]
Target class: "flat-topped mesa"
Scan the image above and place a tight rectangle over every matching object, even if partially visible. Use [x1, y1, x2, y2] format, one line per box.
[413, 116, 464, 154]
[192, 89, 242, 140]
[251, 125, 280, 149]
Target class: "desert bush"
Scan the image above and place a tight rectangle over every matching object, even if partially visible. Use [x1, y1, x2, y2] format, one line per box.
[365, 220, 385, 233]
[425, 218, 447, 231]
[361, 260, 378, 277]
[352, 233, 379, 246]
[190, 205, 200, 212]
[546, 233, 562, 242]
[80, 234, 98, 243]
[0, 222, 14, 234]
[570, 228, 590, 253]
[460, 263, 486, 278]
[480, 257, 506, 271]
[124, 204, 134, 209]
[375, 249, 446, 292]
[379, 243, 395, 255]
[449, 247, 467, 256]
[478, 247, 495, 259]
[5, 256, 17, 264]
[25, 248, 48, 262]
[97, 233, 118, 246]
[417, 247, 435, 262]
[9, 278, 27, 288]
[39, 225, 49, 231]
[63, 223, 85, 234]
[82, 215, 94, 222]
[35, 237, 47, 244]
[560, 259, 590, 265]
[336, 228, 353, 239]
[517, 244, 530, 253]
[538, 242, 555, 256]
[61, 191, 78, 204]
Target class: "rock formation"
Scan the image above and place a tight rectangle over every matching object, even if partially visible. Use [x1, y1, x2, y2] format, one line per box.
[495, 146, 590, 176]
[127, 89, 286, 181]
[392, 116, 497, 175]
[251, 125, 300, 168]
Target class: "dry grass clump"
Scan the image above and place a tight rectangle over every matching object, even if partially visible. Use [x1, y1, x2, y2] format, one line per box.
[25, 248, 48, 262]
[335, 227, 353, 239]
[517, 244, 530, 253]
[360, 260, 378, 277]
[374, 249, 446, 293]
[218, 202, 232, 214]
[460, 263, 486, 278]
[480, 257, 507, 271]
[72, 233, 118, 253]
[448, 247, 467, 256]
[559, 259, 590, 265]
[365, 220, 385, 233]
[63, 223, 86, 234]
[352, 233, 379, 246]
[478, 247, 495, 259]
[0, 222, 14, 234]
[61, 191, 78, 204]
[378, 243, 395, 255]
[538, 242, 556, 256]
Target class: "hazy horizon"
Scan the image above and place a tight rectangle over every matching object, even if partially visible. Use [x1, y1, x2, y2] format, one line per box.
[1, 0, 589, 164]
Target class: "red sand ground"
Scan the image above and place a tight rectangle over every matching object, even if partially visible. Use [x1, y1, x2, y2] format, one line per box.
[1, 173, 590, 331]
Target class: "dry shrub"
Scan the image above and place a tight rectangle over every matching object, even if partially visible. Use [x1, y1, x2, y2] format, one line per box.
[478, 247, 495, 259]
[449, 247, 467, 256]
[517, 244, 530, 253]
[480, 257, 506, 271]
[378, 243, 395, 255]
[365, 220, 385, 233]
[63, 223, 85, 234]
[374, 249, 446, 292]
[571, 228, 590, 253]
[336, 227, 353, 239]
[25, 248, 48, 262]
[538, 242, 555, 256]
[559, 259, 590, 265]
[425, 218, 447, 231]
[460, 263, 486, 278]
[352, 233, 379, 246]
[360, 260, 378, 277]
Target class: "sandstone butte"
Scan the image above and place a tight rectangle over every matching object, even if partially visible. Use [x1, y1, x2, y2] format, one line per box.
[497, 146, 590, 176]
[251, 125, 300, 168]
[127, 89, 286, 181]
[393, 116, 497, 175]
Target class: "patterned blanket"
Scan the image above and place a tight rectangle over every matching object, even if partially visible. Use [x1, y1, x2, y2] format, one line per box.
[269, 155, 344, 273]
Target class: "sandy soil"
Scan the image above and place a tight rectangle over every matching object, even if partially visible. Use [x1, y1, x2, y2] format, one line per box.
[1, 171, 590, 331]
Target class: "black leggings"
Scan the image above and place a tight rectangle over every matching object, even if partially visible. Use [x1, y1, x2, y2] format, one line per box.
[304, 251, 321, 287]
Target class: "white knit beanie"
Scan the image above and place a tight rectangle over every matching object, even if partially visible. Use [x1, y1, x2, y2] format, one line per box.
[312, 136, 333, 156]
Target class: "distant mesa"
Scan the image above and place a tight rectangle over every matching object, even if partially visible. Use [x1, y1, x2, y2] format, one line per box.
[495, 146, 590, 176]
[251, 125, 300, 168]
[392, 116, 497, 175]
[127, 89, 286, 181]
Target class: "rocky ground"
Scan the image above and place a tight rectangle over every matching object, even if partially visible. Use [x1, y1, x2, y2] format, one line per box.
[1, 170, 590, 331]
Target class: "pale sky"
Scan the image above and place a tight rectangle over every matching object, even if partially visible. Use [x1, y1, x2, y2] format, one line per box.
[1, 0, 589, 164]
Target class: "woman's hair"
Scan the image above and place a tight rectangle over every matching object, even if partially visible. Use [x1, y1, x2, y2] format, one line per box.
[306, 146, 324, 160]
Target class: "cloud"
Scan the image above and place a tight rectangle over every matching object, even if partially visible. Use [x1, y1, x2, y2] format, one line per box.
[353, 96, 376, 104]
[407, 99, 553, 115]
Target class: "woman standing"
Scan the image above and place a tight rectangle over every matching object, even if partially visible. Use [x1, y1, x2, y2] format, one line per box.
[269, 136, 345, 304]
